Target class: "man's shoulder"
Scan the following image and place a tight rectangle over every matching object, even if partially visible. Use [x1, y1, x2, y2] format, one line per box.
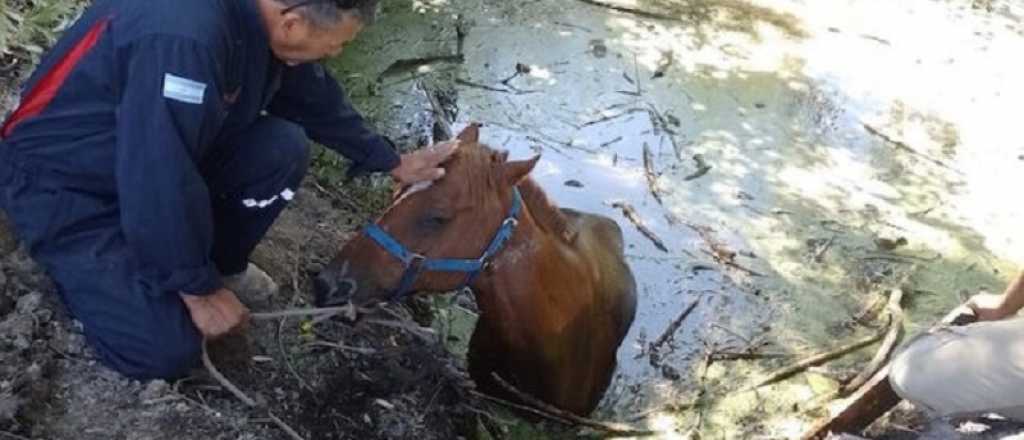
[109, 0, 233, 51]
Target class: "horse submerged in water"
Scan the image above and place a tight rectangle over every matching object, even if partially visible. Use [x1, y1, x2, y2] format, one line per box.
[314, 124, 637, 415]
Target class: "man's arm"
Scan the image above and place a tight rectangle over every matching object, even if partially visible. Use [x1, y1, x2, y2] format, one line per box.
[266, 63, 457, 185]
[266, 63, 400, 178]
[116, 35, 248, 338]
[115, 35, 227, 295]
[967, 270, 1024, 321]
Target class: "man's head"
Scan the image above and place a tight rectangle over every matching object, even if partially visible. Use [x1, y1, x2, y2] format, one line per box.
[259, 0, 380, 65]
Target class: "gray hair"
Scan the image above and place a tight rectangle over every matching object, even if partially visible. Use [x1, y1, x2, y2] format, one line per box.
[277, 0, 380, 28]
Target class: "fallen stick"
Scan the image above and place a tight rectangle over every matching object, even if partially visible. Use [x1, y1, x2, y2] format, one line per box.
[839, 289, 904, 396]
[649, 297, 702, 354]
[573, 0, 679, 21]
[0, 431, 30, 440]
[201, 340, 259, 407]
[800, 305, 977, 440]
[746, 330, 886, 391]
[489, 373, 658, 437]
[646, 104, 682, 158]
[419, 80, 453, 142]
[455, 78, 511, 93]
[378, 54, 465, 79]
[709, 351, 792, 362]
[599, 136, 624, 148]
[861, 123, 957, 173]
[251, 306, 357, 321]
[700, 249, 765, 277]
[267, 412, 306, 440]
[455, 78, 539, 95]
[581, 107, 646, 127]
[304, 341, 377, 356]
[611, 202, 669, 253]
[642, 143, 664, 205]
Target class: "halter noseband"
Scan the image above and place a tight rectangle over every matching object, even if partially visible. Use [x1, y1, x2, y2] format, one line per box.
[363, 187, 523, 302]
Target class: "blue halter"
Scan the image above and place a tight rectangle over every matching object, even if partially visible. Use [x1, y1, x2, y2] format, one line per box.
[363, 187, 523, 302]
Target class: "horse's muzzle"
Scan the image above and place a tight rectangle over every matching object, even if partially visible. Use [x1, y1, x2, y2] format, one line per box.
[313, 261, 360, 306]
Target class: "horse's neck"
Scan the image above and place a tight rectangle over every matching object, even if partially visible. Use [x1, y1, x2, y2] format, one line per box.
[471, 207, 579, 327]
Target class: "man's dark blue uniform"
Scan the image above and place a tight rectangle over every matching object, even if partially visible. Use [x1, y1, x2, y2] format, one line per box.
[0, 0, 399, 378]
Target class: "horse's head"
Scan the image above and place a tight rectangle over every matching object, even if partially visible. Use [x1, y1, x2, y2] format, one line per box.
[314, 124, 540, 306]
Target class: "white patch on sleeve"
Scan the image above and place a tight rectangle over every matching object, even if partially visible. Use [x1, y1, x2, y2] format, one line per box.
[281, 188, 295, 201]
[242, 188, 296, 209]
[162, 73, 206, 104]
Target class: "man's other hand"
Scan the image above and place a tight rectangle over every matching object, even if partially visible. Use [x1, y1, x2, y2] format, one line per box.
[390, 140, 460, 186]
[180, 288, 250, 339]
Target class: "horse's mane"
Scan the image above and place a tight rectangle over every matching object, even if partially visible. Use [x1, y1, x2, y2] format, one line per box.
[517, 177, 576, 244]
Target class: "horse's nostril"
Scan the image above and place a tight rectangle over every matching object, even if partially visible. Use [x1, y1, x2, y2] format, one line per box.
[313, 272, 334, 304]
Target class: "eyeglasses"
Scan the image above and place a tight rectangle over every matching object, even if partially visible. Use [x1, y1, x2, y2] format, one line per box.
[280, 0, 358, 15]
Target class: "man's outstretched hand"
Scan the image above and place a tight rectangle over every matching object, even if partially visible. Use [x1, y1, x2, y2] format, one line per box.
[390, 140, 460, 186]
[180, 288, 250, 339]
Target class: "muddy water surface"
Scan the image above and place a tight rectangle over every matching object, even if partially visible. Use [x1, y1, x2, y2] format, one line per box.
[330, 0, 1024, 437]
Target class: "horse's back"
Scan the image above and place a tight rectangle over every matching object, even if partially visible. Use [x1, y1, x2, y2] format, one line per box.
[559, 208, 637, 337]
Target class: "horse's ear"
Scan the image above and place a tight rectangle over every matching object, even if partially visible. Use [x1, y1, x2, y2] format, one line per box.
[456, 123, 480, 143]
[503, 155, 540, 185]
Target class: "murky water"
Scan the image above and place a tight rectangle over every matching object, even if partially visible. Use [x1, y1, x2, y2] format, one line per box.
[330, 0, 1024, 437]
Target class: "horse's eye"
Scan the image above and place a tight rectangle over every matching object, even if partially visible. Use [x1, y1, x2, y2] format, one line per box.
[419, 213, 451, 229]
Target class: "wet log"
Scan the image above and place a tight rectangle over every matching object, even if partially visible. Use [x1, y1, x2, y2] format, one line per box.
[800, 306, 977, 440]
[746, 330, 886, 391]
[838, 290, 904, 396]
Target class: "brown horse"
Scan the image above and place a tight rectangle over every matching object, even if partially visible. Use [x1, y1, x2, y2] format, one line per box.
[314, 124, 637, 416]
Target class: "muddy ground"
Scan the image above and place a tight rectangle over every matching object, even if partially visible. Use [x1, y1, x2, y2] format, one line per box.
[3, 0, 1024, 439]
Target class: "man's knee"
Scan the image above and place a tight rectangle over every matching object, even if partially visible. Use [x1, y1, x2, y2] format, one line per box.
[88, 317, 202, 380]
[262, 118, 311, 182]
[889, 341, 930, 403]
[888, 332, 963, 414]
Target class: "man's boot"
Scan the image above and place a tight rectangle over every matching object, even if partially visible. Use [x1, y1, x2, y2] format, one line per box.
[222, 262, 278, 306]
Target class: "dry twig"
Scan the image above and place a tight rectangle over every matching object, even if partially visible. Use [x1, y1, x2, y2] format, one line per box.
[304, 341, 377, 356]
[267, 412, 307, 440]
[251, 306, 357, 321]
[201, 340, 259, 407]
